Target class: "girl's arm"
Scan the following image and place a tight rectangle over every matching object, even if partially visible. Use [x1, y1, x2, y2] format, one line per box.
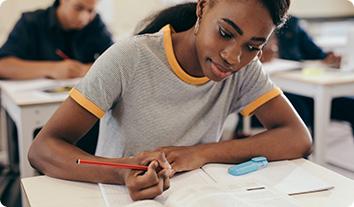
[28, 97, 171, 200]
[156, 94, 312, 174]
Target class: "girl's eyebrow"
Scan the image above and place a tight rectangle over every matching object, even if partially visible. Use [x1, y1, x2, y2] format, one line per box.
[222, 18, 243, 35]
[221, 18, 267, 44]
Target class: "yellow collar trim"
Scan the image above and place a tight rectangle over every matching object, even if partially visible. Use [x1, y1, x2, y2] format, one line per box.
[162, 25, 209, 85]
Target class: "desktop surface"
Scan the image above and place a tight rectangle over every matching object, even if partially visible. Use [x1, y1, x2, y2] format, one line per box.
[21, 159, 354, 207]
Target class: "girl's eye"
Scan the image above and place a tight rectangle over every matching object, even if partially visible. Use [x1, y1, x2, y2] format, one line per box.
[219, 27, 233, 40]
[247, 45, 261, 52]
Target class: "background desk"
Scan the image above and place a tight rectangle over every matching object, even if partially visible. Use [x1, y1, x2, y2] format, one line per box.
[271, 70, 354, 167]
[0, 79, 79, 178]
[21, 159, 354, 207]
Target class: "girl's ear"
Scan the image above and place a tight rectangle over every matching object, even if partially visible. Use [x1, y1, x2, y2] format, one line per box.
[196, 0, 208, 19]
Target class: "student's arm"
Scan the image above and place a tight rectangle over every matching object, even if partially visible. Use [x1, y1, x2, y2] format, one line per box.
[297, 27, 341, 68]
[28, 97, 171, 200]
[156, 94, 312, 174]
[0, 57, 89, 79]
[296, 22, 326, 61]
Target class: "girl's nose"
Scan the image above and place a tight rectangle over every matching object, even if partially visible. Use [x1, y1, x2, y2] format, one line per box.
[220, 44, 242, 66]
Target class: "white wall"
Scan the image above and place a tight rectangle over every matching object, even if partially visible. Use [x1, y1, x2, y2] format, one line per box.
[107, 0, 164, 40]
[289, 0, 354, 18]
[1, 0, 354, 44]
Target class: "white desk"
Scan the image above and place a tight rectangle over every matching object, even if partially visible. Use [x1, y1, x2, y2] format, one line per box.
[270, 70, 354, 167]
[21, 159, 354, 207]
[0, 79, 79, 178]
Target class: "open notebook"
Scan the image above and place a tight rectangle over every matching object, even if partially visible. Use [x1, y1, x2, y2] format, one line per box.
[99, 160, 333, 207]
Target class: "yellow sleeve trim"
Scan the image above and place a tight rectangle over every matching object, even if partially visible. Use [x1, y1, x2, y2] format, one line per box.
[240, 87, 282, 116]
[69, 88, 105, 119]
[162, 25, 209, 85]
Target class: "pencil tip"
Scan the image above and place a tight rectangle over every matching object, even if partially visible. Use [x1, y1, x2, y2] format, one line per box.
[76, 159, 80, 164]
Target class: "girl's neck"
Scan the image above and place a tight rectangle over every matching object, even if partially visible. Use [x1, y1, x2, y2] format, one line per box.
[171, 28, 204, 77]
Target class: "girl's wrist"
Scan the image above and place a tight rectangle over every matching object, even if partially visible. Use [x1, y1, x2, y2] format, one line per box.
[105, 157, 134, 185]
[194, 144, 215, 165]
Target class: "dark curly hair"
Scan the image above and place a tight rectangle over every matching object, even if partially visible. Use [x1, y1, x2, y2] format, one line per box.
[137, 0, 290, 35]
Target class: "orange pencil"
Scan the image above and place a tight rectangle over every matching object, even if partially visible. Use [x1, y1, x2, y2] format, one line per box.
[56, 49, 70, 59]
[77, 159, 148, 171]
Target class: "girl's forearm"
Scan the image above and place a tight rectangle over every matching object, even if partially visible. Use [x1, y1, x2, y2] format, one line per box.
[199, 125, 311, 164]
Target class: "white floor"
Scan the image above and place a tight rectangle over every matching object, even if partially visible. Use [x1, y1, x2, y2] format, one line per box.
[324, 121, 354, 180]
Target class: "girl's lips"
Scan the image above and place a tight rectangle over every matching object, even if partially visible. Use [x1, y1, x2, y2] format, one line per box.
[210, 61, 232, 79]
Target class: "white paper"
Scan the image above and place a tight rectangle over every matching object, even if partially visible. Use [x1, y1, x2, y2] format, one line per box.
[202, 160, 334, 195]
[262, 59, 302, 74]
[99, 168, 213, 207]
[99, 164, 303, 207]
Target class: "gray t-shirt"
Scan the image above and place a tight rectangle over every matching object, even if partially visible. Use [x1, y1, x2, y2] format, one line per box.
[69, 25, 281, 158]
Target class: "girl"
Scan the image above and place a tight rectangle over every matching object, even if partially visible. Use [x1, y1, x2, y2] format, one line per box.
[29, 0, 311, 201]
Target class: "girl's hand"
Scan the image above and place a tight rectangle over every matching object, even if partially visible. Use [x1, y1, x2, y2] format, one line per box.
[154, 146, 208, 176]
[124, 151, 172, 201]
[125, 161, 170, 201]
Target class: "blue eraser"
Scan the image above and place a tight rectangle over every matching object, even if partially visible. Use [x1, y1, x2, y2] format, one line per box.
[228, 156, 268, 176]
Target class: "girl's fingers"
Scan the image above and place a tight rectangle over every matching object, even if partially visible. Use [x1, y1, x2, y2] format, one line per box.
[158, 169, 171, 190]
[128, 161, 159, 190]
[139, 152, 171, 172]
[129, 178, 165, 201]
[169, 162, 177, 177]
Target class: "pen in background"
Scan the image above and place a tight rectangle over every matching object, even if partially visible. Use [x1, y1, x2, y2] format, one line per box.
[56, 49, 70, 60]
[77, 159, 149, 171]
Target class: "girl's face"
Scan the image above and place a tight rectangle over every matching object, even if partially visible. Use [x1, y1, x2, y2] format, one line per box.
[195, 0, 275, 81]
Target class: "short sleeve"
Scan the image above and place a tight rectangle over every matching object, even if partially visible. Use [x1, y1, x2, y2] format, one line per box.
[231, 60, 282, 116]
[0, 14, 33, 59]
[69, 39, 137, 118]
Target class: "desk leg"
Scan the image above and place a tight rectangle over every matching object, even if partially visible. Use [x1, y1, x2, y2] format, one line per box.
[16, 108, 38, 178]
[313, 89, 331, 165]
[243, 116, 251, 135]
[0, 106, 8, 165]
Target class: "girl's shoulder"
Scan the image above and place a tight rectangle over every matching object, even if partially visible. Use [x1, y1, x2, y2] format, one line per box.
[234, 59, 263, 77]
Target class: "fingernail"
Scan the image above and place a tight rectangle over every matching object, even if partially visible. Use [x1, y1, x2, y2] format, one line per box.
[150, 160, 158, 167]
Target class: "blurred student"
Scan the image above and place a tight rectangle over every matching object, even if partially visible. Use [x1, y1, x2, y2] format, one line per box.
[277, 16, 341, 67]
[247, 16, 353, 136]
[1, 0, 113, 165]
[0, 0, 113, 80]
[0, 1, 112, 206]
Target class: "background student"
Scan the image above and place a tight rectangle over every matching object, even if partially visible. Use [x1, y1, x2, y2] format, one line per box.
[0, 1, 113, 205]
[0, 0, 113, 154]
[0, 0, 113, 80]
[276, 16, 341, 67]
[242, 15, 353, 137]
[29, 0, 312, 201]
